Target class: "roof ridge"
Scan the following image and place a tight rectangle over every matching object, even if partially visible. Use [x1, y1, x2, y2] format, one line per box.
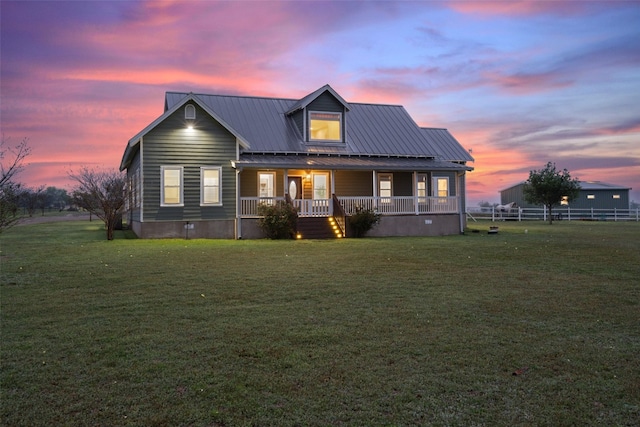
[166, 91, 299, 102]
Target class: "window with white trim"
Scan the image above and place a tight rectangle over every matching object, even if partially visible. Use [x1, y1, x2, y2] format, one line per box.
[313, 173, 329, 199]
[433, 176, 449, 199]
[378, 173, 392, 203]
[201, 167, 222, 206]
[258, 172, 276, 199]
[309, 112, 342, 142]
[161, 166, 183, 206]
[417, 174, 428, 200]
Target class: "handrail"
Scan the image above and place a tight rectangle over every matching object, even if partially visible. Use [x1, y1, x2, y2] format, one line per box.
[332, 194, 346, 236]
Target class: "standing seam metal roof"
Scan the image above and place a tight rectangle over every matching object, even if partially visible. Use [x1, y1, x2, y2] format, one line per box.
[164, 88, 473, 162]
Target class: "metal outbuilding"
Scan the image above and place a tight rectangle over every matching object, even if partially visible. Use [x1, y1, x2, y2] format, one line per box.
[500, 181, 631, 209]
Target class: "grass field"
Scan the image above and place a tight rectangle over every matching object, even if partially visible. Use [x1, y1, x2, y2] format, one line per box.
[1, 220, 639, 426]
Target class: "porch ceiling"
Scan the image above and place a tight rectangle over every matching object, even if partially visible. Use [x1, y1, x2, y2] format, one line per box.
[234, 154, 472, 171]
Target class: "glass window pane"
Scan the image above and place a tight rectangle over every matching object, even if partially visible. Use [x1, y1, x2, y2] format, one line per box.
[164, 187, 180, 204]
[313, 175, 327, 199]
[162, 167, 182, 205]
[202, 168, 220, 204]
[310, 112, 341, 141]
[259, 173, 275, 198]
[164, 169, 180, 186]
[204, 171, 218, 186]
[203, 187, 219, 204]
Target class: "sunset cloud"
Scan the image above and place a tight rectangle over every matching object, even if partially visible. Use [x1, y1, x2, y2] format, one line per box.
[1, 0, 638, 204]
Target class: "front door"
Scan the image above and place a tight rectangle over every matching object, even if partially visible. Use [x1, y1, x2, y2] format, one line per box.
[288, 177, 302, 201]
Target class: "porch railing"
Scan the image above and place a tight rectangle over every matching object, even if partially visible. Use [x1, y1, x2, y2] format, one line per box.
[339, 196, 458, 215]
[240, 196, 459, 218]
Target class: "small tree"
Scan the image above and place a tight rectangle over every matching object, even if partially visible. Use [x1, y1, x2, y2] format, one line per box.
[20, 186, 46, 217]
[1, 136, 31, 232]
[257, 201, 298, 239]
[349, 207, 381, 237]
[69, 167, 127, 240]
[523, 162, 580, 224]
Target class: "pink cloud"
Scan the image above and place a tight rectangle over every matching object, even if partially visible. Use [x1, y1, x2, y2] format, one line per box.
[481, 70, 574, 94]
[448, 1, 592, 17]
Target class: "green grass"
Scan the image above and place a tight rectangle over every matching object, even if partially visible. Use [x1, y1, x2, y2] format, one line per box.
[1, 220, 639, 426]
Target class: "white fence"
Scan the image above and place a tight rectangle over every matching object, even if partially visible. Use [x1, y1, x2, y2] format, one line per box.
[467, 206, 640, 222]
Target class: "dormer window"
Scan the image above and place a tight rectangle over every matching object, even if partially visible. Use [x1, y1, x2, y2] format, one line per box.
[309, 111, 342, 142]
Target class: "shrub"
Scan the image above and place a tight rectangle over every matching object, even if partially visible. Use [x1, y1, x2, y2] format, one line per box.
[349, 207, 381, 238]
[257, 201, 298, 239]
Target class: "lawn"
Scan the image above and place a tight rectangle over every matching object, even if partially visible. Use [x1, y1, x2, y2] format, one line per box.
[1, 220, 639, 426]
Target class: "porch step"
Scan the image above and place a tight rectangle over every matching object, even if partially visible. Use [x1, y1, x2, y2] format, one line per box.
[296, 217, 343, 239]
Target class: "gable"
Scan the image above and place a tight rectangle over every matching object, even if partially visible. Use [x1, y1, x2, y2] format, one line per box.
[120, 93, 250, 170]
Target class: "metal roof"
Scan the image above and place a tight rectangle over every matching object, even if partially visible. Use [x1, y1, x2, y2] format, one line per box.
[235, 153, 471, 171]
[577, 181, 631, 190]
[164, 86, 474, 164]
[421, 128, 474, 162]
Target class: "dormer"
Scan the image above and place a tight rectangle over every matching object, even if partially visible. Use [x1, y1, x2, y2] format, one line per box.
[286, 85, 350, 144]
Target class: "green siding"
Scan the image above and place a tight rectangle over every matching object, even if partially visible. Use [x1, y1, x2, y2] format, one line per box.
[334, 171, 373, 196]
[142, 103, 237, 221]
[291, 110, 304, 138]
[572, 189, 629, 209]
[126, 152, 142, 222]
[393, 172, 413, 197]
[308, 93, 344, 111]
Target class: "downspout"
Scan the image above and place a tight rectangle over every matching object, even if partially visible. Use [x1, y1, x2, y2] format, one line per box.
[457, 171, 465, 234]
[236, 167, 241, 239]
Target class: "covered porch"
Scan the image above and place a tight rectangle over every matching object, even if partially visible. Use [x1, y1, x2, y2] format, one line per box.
[233, 154, 470, 238]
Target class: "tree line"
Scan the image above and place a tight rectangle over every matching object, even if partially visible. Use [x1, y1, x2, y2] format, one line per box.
[1, 136, 126, 240]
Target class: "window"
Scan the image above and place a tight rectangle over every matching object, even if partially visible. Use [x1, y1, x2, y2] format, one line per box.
[613, 194, 620, 199]
[378, 173, 392, 203]
[185, 104, 196, 120]
[587, 194, 595, 200]
[561, 196, 569, 205]
[258, 172, 275, 199]
[313, 173, 328, 199]
[201, 167, 222, 206]
[417, 174, 428, 200]
[433, 177, 449, 199]
[309, 112, 342, 142]
[161, 166, 183, 206]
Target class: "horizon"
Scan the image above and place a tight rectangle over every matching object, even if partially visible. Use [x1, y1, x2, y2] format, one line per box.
[2, 1, 639, 205]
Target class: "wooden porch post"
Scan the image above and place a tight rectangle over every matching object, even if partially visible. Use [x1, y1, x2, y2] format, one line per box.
[283, 169, 289, 197]
[413, 171, 419, 215]
[235, 168, 242, 239]
[372, 171, 377, 198]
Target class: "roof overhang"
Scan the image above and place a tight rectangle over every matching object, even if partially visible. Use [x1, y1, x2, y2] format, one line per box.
[233, 153, 472, 172]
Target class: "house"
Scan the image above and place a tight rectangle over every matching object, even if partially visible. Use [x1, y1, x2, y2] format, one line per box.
[500, 181, 631, 210]
[120, 85, 474, 239]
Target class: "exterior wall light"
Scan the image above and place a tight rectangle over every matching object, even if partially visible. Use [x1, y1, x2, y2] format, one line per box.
[185, 104, 196, 130]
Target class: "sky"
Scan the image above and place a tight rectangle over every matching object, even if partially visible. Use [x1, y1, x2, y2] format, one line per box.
[1, 0, 639, 206]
